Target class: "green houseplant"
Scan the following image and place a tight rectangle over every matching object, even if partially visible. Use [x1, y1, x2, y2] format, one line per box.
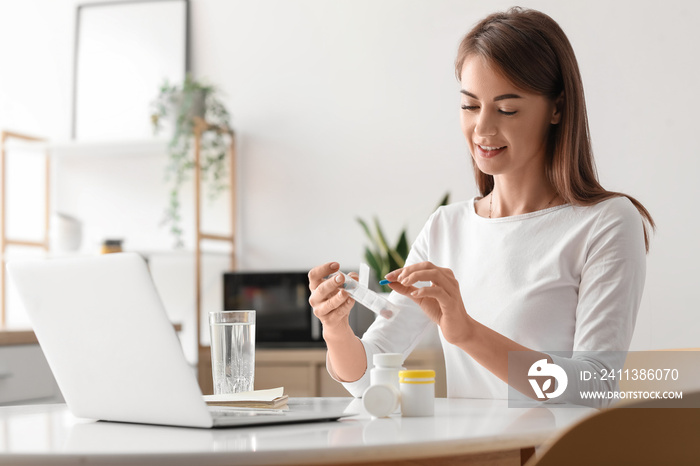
[151, 74, 232, 247]
[357, 192, 450, 292]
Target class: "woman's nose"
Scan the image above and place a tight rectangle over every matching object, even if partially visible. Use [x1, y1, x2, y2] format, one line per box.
[474, 112, 497, 137]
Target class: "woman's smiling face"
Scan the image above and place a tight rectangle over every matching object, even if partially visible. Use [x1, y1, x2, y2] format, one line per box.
[460, 55, 561, 180]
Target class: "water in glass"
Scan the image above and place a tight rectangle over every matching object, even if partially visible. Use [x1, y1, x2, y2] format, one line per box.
[210, 321, 255, 394]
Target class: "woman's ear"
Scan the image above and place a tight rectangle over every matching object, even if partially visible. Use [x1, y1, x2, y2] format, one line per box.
[551, 92, 564, 124]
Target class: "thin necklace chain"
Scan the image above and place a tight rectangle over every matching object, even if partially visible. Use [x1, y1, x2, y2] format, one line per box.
[488, 191, 559, 219]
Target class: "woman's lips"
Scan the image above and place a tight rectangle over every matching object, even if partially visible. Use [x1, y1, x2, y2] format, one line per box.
[475, 144, 506, 158]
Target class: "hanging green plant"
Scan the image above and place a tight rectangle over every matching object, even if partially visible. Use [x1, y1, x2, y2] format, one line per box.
[357, 192, 450, 292]
[150, 74, 232, 248]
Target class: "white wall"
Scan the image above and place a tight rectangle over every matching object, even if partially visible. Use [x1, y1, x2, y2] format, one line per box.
[1, 0, 698, 350]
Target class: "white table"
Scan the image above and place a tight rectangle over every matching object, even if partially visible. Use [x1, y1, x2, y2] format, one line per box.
[0, 398, 597, 466]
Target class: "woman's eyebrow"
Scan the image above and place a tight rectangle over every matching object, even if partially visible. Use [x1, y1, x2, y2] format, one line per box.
[460, 90, 523, 102]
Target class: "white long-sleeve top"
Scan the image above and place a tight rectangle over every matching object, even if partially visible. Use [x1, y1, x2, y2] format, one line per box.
[333, 196, 647, 405]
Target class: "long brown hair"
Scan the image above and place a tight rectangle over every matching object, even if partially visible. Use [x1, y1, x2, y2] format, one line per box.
[455, 7, 654, 251]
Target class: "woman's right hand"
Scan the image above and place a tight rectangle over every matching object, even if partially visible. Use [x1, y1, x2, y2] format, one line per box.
[308, 262, 357, 334]
[309, 262, 367, 383]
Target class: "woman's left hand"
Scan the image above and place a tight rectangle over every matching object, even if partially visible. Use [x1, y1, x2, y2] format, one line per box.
[385, 261, 472, 345]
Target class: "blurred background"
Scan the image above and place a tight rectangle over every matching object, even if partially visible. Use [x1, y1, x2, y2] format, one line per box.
[0, 0, 697, 360]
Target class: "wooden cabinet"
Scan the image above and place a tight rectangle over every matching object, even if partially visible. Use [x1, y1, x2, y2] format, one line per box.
[198, 346, 446, 398]
[255, 348, 349, 397]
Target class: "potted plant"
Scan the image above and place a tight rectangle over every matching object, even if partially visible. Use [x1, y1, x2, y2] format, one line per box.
[151, 74, 232, 248]
[357, 192, 450, 292]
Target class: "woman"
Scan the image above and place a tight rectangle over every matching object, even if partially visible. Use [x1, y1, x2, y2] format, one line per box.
[308, 7, 653, 405]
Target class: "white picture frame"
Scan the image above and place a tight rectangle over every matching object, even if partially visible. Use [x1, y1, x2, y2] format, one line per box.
[72, 0, 189, 141]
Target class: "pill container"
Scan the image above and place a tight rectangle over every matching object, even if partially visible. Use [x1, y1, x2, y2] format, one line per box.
[331, 272, 401, 319]
[362, 384, 400, 418]
[399, 370, 435, 417]
[364, 353, 404, 416]
[370, 353, 404, 391]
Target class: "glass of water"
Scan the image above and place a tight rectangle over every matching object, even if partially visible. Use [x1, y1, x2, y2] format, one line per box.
[209, 310, 256, 394]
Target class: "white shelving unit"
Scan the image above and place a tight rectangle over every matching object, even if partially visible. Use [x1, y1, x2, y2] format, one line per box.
[1, 129, 237, 373]
[4, 137, 169, 158]
[1, 130, 50, 327]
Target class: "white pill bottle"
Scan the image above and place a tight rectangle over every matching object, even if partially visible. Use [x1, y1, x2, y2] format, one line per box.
[370, 353, 404, 390]
[399, 370, 435, 417]
[362, 353, 404, 418]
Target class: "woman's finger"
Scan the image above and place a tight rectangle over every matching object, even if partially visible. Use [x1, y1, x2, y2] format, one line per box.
[316, 295, 355, 324]
[410, 285, 451, 302]
[314, 289, 352, 317]
[308, 262, 340, 290]
[398, 269, 444, 288]
[386, 261, 437, 283]
[384, 267, 404, 282]
[391, 261, 437, 282]
[387, 281, 418, 296]
[309, 273, 346, 308]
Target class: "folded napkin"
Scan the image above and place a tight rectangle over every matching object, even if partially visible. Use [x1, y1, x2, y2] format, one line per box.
[203, 387, 288, 409]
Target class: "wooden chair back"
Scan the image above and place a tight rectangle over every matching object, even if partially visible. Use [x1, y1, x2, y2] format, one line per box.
[526, 391, 700, 466]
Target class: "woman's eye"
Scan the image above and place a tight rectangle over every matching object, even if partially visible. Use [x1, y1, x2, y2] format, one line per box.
[461, 105, 516, 116]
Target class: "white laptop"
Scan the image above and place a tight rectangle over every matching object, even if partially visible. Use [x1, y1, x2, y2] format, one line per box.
[7, 253, 349, 428]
